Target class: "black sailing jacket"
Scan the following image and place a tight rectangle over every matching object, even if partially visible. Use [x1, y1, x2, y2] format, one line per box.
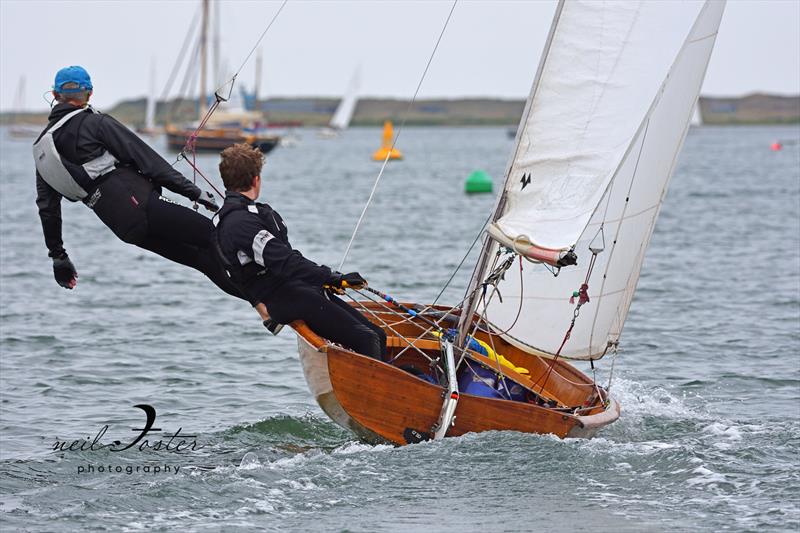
[35, 103, 202, 257]
[214, 192, 332, 305]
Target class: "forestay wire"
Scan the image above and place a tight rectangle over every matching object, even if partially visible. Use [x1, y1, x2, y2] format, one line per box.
[338, 0, 458, 271]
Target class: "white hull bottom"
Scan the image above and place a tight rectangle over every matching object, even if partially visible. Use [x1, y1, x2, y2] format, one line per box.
[297, 334, 386, 443]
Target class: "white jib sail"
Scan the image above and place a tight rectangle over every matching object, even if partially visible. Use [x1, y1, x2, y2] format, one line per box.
[329, 67, 361, 131]
[483, 0, 725, 360]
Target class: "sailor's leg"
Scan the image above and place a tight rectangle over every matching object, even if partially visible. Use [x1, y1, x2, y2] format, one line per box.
[135, 235, 246, 301]
[87, 171, 151, 245]
[268, 284, 383, 359]
[144, 193, 215, 248]
[328, 293, 387, 359]
[138, 194, 247, 301]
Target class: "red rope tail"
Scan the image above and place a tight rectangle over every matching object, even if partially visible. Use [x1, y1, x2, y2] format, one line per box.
[179, 91, 231, 202]
[533, 249, 600, 396]
[531, 312, 576, 396]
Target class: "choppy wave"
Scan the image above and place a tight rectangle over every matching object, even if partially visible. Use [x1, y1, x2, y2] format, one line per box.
[2, 126, 799, 532]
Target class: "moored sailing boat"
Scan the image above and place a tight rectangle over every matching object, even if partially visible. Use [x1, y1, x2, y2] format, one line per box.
[165, 0, 280, 154]
[293, 0, 725, 445]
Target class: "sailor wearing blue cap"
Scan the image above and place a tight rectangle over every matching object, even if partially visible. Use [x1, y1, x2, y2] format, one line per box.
[53, 65, 93, 93]
[33, 65, 246, 304]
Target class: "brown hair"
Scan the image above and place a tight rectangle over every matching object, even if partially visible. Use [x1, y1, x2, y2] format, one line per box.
[219, 143, 264, 192]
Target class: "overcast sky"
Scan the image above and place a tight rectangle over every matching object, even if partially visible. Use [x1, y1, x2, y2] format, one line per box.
[1, 0, 798, 112]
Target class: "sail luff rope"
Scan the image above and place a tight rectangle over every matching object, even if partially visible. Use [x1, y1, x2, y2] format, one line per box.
[338, 0, 458, 271]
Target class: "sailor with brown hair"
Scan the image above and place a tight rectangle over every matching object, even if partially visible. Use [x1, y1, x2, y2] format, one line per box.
[213, 143, 386, 358]
[33, 65, 244, 301]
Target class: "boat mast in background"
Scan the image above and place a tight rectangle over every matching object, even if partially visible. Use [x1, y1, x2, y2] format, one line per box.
[146, 58, 157, 131]
[198, 0, 209, 118]
[137, 57, 158, 135]
[254, 48, 262, 118]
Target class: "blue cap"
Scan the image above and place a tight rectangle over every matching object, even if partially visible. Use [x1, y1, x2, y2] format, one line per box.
[54, 66, 93, 93]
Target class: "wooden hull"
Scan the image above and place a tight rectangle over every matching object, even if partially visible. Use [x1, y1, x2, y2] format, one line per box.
[165, 127, 280, 154]
[294, 302, 620, 445]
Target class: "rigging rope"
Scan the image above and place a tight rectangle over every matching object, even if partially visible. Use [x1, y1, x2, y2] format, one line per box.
[531, 246, 600, 394]
[338, 0, 458, 270]
[232, 0, 288, 80]
[430, 210, 492, 308]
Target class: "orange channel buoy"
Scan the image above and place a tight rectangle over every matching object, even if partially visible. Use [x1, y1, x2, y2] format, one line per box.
[372, 121, 403, 161]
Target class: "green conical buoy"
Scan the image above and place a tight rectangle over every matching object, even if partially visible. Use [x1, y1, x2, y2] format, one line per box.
[465, 170, 493, 194]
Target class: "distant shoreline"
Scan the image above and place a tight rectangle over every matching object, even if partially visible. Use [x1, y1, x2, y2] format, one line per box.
[2, 93, 797, 127]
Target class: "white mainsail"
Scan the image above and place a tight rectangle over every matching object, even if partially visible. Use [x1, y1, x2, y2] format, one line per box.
[479, 0, 725, 360]
[329, 67, 361, 131]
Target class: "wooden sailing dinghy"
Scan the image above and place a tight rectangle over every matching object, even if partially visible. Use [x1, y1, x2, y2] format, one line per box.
[293, 0, 725, 445]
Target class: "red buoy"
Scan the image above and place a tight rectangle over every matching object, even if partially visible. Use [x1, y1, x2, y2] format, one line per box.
[770, 141, 783, 151]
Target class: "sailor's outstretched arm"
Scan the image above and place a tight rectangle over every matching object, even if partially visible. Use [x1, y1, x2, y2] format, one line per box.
[35, 172, 65, 258]
[36, 172, 77, 289]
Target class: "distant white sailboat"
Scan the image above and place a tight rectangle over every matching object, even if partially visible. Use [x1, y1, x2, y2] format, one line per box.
[137, 58, 159, 136]
[319, 67, 360, 138]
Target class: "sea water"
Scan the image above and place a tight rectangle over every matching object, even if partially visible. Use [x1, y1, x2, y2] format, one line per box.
[0, 125, 798, 532]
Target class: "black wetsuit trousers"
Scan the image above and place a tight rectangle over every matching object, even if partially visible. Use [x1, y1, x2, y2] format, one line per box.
[89, 169, 245, 301]
[266, 282, 387, 360]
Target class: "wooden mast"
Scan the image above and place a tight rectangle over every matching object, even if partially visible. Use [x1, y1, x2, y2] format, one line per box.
[199, 0, 209, 119]
[455, 0, 566, 348]
[254, 48, 262, 114]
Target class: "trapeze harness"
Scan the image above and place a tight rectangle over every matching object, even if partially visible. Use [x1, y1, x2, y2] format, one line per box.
[32, 107, 118, 203]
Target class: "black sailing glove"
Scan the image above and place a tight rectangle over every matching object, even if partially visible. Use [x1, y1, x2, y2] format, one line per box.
[52, 252, 78, 289]
[195, 190, 219, 212]
[326, 271, 368, 291]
